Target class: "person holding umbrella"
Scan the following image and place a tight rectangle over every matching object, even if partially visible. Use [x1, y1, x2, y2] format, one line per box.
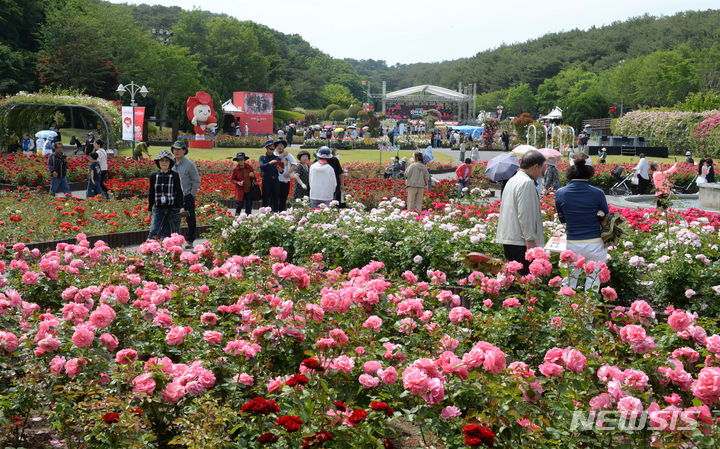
[485, 153, 520, 195]
[542, 158, 560, 193]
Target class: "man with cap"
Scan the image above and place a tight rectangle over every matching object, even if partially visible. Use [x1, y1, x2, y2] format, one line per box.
[171, 140, 201, 247]
[273, 139, 297, 212]
[231, 152, 256, 216]
[685, 151, 694, 164]
[309, 146, 337, 208]
[259, 139, 280, 211]
[148, 150, 184, 241]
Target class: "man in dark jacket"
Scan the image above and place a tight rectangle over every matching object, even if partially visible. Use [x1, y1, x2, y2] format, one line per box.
[258, 139, 280, 211]
[49, 142, 71, 196]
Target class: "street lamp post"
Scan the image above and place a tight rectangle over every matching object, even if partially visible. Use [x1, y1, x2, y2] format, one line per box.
[116, 82, 148, 160]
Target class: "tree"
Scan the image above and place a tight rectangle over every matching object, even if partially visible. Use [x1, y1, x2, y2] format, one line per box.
[142, 43, 201, 119]
[563, 91, 609, 131]
[38, 0, 120, 98]
[330, 109, 347, 122]
[504, 83, 537, 116]
[320, 84, 357, 108]
[536, 67, 599, 113]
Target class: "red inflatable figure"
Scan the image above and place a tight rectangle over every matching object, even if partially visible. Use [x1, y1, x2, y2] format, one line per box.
[186, 91, 217, 137]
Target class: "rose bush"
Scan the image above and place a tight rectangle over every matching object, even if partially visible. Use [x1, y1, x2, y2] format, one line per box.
[1, 227, 719, 448]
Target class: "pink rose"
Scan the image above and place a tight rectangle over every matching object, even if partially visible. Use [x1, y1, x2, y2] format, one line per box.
[115, 348, 138, 365]
[562, 348, 587, 373]
[0, 331, 18, 354]
[619, 324, 647, 344]
[617, 396, 643, 419]
[200, 313, 218, 325]
[544, 347, 564, 364]
[100, 333, 118, 351]
[166, 326, 192, 345]
[89, 304, 116, 329]
[691, 367, 720, 404]
[49, 356, 66, 374]
[559, 286, 575, 297]
[482, 299, 493, 307]
[64, 357, 85, 378]
[234, 373, 254, 386]
[114, 285, 130, 303]
[133, 373, 156, 395]
[161, 382, 186, 403]
[363, 360, 382, 374]
[601, 287, 617, 301]
[483, 347, 507, 374]
[358, 374, 380, 388]
[71, 322, 95, 348]
[502, 297, 521, 308]
[449, 306, 472, 323]
[667, 310, 693, 332]
[538, 362, 563, 377]
[706, 335, 720, 354]
[329, 355, 355, 374]
[362, 315, 383, 332]
[203, 331, 223, 344]
[589, 393, 613, 410]
[377, 366, 398, 385]
[440, 406, 461, 419]
[421, 377, 445, 405]
[402, 366, 429, 395]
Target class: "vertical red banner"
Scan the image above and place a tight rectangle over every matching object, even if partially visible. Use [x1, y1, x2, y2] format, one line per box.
[134, 107, 145, 141]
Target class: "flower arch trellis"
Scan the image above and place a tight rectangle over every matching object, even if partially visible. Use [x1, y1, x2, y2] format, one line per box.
[0, 92, 121, 149]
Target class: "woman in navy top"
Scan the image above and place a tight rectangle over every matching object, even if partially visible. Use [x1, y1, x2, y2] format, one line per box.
[555, 153, 609, 292]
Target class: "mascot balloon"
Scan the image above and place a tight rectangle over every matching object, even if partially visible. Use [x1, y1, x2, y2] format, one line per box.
[186, 91, 217, 137]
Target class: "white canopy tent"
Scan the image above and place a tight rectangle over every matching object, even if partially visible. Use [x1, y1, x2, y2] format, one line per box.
[540, 106, 562, 121]
[222, 99, 243, 115]
[382, 84, 471, 121]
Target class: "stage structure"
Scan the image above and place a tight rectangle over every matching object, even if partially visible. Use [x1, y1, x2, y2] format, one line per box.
[381, 83, 471, 122]
[231, 91, 274, 135]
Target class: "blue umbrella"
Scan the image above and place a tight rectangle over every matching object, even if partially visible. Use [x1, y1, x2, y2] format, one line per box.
[471, 127, 484, 139]
[35, 130, 58, 139]
[485, 153, 519, 182]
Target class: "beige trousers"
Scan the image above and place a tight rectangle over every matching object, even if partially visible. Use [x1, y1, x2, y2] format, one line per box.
[406, 186, 425, 211]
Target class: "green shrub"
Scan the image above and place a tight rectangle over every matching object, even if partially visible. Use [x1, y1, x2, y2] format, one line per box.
[325, 104, 341, 116]
[330, 109, 347, 121]
[347, 104, 361, 118]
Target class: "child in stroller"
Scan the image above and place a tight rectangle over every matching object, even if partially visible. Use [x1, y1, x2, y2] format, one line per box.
[609, 165, 633, 195]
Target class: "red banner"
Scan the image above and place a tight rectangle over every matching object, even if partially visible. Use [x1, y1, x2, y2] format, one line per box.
[134, 107, 145, 141]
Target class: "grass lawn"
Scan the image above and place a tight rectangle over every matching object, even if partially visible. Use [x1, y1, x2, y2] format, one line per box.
[115, 146, 456, 164]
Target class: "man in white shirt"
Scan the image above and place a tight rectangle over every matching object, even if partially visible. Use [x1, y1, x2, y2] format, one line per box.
[494, 150, 547, 276]
[309, 146, 337, 208]
[273, 139, 296, 212]
[94, 139, 109, 197]
[634, 153, 650, 194]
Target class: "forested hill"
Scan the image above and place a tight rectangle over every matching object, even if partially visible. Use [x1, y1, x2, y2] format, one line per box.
[348, 9, 720, 93]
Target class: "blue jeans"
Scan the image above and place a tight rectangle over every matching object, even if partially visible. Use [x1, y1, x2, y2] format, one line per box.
[457, 179, 469, 198]
[148, 207, 180, 240]
[86, 182, 106, 199]
[50, 176, 71, 195]
[183, 194, 196, 243]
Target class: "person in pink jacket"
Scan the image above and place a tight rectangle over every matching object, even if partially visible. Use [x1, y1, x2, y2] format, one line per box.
[650, 161, 678, 208]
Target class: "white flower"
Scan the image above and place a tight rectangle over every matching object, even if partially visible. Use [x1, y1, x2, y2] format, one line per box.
[413, 255, 423, 264]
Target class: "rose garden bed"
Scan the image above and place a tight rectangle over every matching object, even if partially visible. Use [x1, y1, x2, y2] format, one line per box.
[1, 192, 719, 448]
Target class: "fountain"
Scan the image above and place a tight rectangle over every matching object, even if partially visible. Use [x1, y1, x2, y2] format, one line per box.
[699, 184, 720, 210]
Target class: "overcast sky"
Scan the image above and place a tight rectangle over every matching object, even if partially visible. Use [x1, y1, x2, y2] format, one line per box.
[109, 0, 719, 65]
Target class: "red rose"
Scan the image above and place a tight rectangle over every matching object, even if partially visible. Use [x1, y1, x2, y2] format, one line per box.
[102, 412, 120, 424]
[462, 424, 494, 447]
[347, 409, 367, 425]
[241, 397, 280, 415]
[301, 358, 320, 370]
[286, 373, 309, 387]
[301, 429, 333, 448]
[370, 401, 394, 417]
[383, 439, 394, 449]
[258, 432, 278, 444]
[275, 415, 303, 432]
